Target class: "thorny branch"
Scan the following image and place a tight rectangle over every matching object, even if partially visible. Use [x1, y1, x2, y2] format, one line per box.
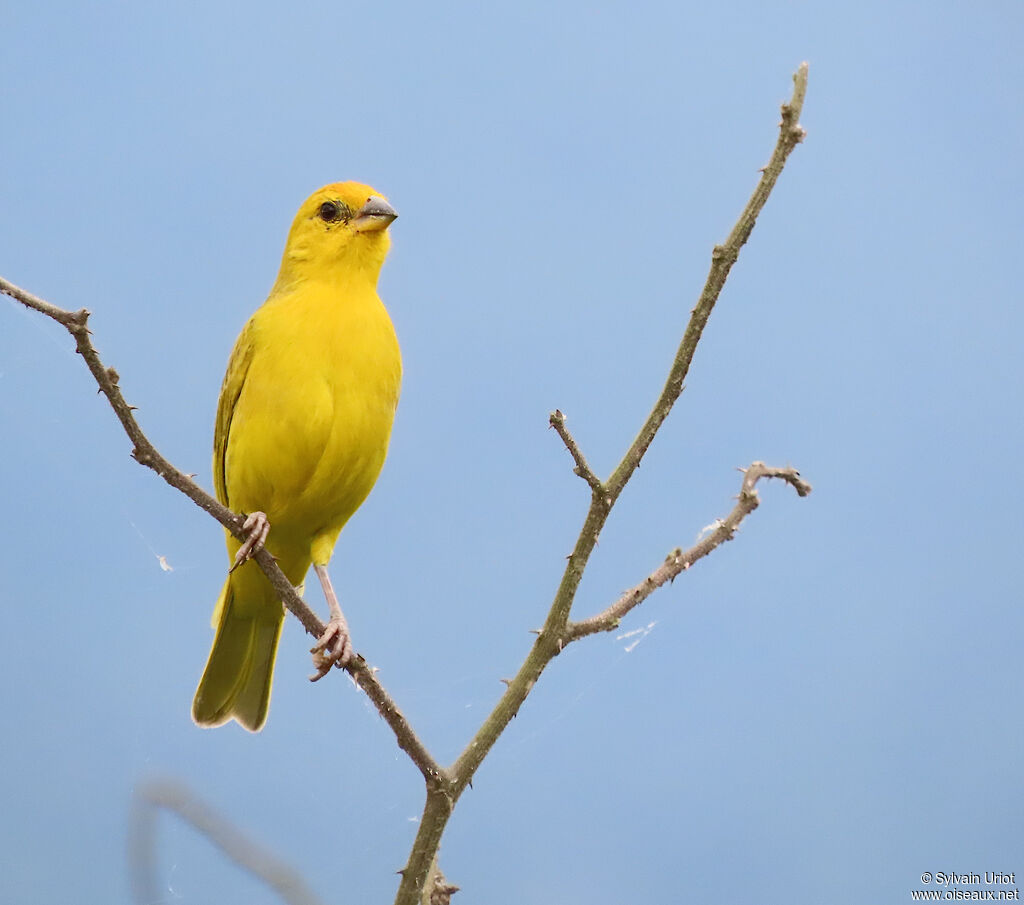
[5, 62, 811, 905]
[0, 276, 442, 788]
[394, 61, 812, 904]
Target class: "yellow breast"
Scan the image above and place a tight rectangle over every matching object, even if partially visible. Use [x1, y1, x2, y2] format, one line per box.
[221, 278, 401, 562]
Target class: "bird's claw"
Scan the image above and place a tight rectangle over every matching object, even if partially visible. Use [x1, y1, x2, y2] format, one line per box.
[309, 618, 352, 681]
[230, 511, 270, 571]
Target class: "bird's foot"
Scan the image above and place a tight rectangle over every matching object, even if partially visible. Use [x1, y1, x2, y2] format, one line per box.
[230, 511, 270, 571]
[309, 616, 353, 681]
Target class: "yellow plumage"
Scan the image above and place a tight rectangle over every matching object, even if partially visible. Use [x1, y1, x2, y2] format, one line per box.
[192, 182, 401, 731]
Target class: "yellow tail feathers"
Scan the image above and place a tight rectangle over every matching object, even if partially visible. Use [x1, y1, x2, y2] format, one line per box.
[192, 574, 284, 732]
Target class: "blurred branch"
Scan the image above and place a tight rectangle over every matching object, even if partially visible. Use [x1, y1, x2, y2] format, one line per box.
[129, 779, 324, 905]
[394, 61, 812, 904]
[0, 274, 441, 786]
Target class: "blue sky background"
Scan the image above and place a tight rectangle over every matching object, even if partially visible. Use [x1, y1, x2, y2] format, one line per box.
[3, 1, 1023, 903]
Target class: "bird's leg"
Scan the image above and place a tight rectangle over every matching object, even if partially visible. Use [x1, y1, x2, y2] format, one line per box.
[230, 511, 270, 571]
[309, 563, 353, 680]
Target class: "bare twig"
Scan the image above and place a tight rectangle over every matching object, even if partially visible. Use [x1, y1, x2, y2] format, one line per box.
[568, 463, 812, 640]
[0, 275, 442, 786]
[549, 409, 603, 492]
[452, 61, 810, 789]
[606, 62, 808, 500]
[129, 779, 324, 905]
[395, 62, 812, 904]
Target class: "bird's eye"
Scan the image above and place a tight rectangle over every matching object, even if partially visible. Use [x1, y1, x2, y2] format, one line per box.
[318, 201, 341, 222]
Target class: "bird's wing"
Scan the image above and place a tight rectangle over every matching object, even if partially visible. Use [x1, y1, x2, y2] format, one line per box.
[213, 319, 257, 507]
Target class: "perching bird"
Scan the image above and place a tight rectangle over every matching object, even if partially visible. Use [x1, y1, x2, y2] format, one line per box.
[192, 182, 402, 732]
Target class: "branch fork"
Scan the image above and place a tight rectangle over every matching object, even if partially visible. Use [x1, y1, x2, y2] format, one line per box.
[3, 61, 812, 905]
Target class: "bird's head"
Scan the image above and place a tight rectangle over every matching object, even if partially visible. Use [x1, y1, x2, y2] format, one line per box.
[275, 182, 397, 288]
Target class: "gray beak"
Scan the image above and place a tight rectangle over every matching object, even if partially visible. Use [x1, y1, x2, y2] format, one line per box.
[352, 195, 398, 232]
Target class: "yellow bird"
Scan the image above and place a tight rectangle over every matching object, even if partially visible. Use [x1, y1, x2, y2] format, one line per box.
[192, 182, 402, 732]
